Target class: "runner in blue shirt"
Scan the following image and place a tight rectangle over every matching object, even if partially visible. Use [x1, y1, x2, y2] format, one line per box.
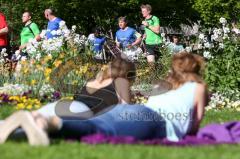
[44, 9, 64, 39]
[115, 17, 141, 50]
[88, 28, 106, 59]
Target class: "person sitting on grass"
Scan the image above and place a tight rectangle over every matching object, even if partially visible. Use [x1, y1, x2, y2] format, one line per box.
[0, 53, 208, 145]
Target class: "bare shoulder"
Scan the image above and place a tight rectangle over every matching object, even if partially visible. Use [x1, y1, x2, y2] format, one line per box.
[195, 83, 208, 94]
[114, 77, 130, 85]
[194, 83, 209, 105]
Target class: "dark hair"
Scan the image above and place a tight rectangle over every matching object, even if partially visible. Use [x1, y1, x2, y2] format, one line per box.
[92, 27, 102, 38]
[172, 35, 179, 39]
[93, 27, 101, 34]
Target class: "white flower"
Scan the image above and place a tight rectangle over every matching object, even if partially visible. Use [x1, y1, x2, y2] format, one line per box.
[72, 25, 77, 31]
[232, 28, 240, 34]
[204, 42, 211, 48]
[219, 43, 224, 49]
[185, 46, 192, 52]
[59, 21, 66, 28]
[213, 28, 222, 35]
[199, 34, 205, 40]
[211, 34, 218, 41]
[219, 17, 227, 24]
[36, 53, 41, 60]
[223, 34, 229, 40]
[15, 50, 20, 56]
[56, 30, 62, 35]
[203, 51, 212, 59]
[161, 33, 166, 37]
[21, 56, 27, 61]
[40, 30, 47, 38]
[64, 29, 70, 37]
[223, 27, 230, 34]
[51, 30, 57, 36]
[1, 48, 6, 54]
[198, 44, 203, 49]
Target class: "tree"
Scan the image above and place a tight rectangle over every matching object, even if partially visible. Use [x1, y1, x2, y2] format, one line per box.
[0, 0, 200, 45]
[193, 0, 240, 27]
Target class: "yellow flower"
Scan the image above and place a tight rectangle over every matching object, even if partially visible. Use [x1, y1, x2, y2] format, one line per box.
[31, 79, 37, 85]
[45, 76, 50, 82]
[44, 68, 52, 77]
[20, 60, 27, 66]
[61, 96, 73, 100]
[9, 96, 20, 102]
[16, 103, 25, 110]
[72, 80, 78, 85]
[59, 53, 65, 58]
[36, 65, 44, 71]
[35, 104, 41, 109]
[23, 68, 29, 74]
[54, 60, 62, 67]
[26, 105, 33, 110]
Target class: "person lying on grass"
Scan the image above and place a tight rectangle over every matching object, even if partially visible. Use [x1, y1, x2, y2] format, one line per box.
[0, 52, 208, 146]
[0, 58, 136, 145]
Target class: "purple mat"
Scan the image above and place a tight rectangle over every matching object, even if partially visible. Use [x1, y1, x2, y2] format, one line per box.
[78, 121, 240, 146]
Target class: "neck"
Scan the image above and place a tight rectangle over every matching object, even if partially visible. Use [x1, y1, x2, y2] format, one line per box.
[121, 26, 128, 31]
[49, 15, 56, 21]
[146, 15, 152, 19]
[25, 21, 32, 26]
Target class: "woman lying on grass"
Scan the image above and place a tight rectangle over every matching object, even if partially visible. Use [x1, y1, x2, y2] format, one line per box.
[0, 52, 208, 146]
[0, 58, 136, 145]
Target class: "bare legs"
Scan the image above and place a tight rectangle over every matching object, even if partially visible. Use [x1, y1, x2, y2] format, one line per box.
[0, 111, 50, 146]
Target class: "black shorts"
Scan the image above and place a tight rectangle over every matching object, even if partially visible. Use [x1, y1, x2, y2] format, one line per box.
[145, 44, 161, 55]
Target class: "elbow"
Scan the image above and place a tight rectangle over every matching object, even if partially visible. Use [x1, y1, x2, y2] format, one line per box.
[35, 35, 41, 41]
[5, 27, 9, 33]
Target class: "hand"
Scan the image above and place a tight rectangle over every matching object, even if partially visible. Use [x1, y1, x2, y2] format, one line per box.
[19, 45, 24, 51]
[142, 34, 146, 40]
[127, 44, 133, 49]
[116, 42, 121, 48]
[142, 21, 149, 27]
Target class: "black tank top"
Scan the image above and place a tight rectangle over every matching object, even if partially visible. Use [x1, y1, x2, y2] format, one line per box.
[73, 81, 119, 114]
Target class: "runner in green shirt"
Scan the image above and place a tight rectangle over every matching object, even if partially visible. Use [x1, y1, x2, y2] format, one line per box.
[141, 4, 162, 63]
[19, 12, 40, 51]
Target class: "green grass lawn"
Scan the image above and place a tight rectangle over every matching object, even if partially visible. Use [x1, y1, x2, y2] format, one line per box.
[0, 105, 240, 159]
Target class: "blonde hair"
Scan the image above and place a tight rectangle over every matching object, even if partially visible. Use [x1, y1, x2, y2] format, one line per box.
[96, 58, 136, 82]
[166, 52, 205, 89]
[141, 4, 152, 12]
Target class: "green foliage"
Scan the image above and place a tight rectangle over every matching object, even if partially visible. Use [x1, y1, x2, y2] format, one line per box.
[204, 38, 240, 93]
[0, 0, 199, 45]
[193, 0, 240, 26]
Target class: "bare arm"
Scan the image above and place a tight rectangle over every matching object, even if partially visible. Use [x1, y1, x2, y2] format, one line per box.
[114, 78, 131, 104]
[142, 21, 160, 34]
[190, 83, 208, 134]
[0, 27, 8, 36]
[131, 32, 142, 47]
[147, 25, 160, 34]
[19, 34, 41, 50]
